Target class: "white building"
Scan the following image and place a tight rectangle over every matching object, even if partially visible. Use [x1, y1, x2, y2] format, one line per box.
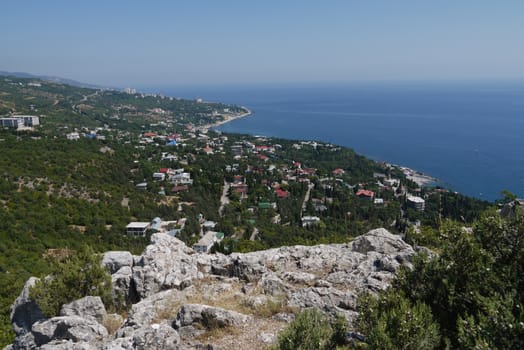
[152, 173, 166, 181]
[301, 215, 321, 227]
[407, 195, 425, 211]
[0, 115, 40, 129]
[193, 231, 224, 253]
[66, 132, 80, 140]
[126, 222, 150, 237]
[0, 118, 22, 128]
[18, 115, 40, 127]
[169, 172, 193, 185]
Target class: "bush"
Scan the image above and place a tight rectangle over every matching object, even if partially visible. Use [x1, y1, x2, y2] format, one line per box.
[30, 246, 112, 317]
[356, 290, 440, 350]
[274, 308, 348, 350]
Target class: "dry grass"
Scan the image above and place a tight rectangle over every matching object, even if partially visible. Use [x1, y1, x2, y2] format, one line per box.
[102, 314, 124, 335]
[194, 325, 241, 343]
[186, 277, 253, 315]
[250, 296, 297, 318]
[153, 292, 186, 323]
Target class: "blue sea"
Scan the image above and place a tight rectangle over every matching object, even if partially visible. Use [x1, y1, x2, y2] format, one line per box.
[149, 82, 524, 201]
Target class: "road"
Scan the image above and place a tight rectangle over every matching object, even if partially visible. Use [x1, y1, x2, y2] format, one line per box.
[218, 180, 230, 217]
[301, 183, 315, 215]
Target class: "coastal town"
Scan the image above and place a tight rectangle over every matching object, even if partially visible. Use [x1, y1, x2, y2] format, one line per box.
[0, 77, 479, 256]
[0, 76, 516, 350]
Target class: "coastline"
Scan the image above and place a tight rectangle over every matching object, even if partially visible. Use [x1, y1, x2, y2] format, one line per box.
[399, 166, 440, 187]
[212, 107, 443, 190]
[199, 108, 252, 132]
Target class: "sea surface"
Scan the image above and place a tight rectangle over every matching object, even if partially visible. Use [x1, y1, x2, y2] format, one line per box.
[149, 82, 524, 201]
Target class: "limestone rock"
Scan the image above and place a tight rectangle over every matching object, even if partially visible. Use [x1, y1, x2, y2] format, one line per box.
[60, 296, 107, 323]
[111, 266, 138, 305]
[258, 274, 287, 296]
[10, 277, 46, 336]
[7, 227, 420, 349]
[174, 304, 251, 329]
[351, 228, 413, 255]
[39, 340, 97, 349]
[102, 251, 134, 275]
[132, 234, 199, 298]
[125, 289, 184, 329]
[131, 323, 180, 350]
[9, 332, 37, 350]
[31, 316, 108, 346]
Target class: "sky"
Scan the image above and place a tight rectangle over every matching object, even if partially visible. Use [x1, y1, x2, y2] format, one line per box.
[1, 0, 524, 88]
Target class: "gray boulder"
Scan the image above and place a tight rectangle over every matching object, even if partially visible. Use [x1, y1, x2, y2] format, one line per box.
[104, 324, 180, 350]
[31, 315, 108, 346]
[352, 228, 413, 255]
[288, 287, 358, 312]
[125, 289, 184, 329]
[102, 337, 134, 350]
[102, 251, 134, 275]
[9, 332, 37, 350]
[258, 274, 287, 296]
[60, 296, 107, 323]
[39, 340, 97, 349]
[174, 304, 251, 329]
[111, 266, 138, 305]
[10, 277, 46, 336]
[132, 234, 199, 298]
[131, 324, 180, 350]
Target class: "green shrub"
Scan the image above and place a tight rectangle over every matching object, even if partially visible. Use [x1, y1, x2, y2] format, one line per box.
[274, 308, 348, 350]
[30, 246, 112, 317]
[356, 291, 440, 350]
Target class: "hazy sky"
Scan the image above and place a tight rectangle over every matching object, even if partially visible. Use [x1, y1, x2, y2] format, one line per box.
[2, 0, 523, 87]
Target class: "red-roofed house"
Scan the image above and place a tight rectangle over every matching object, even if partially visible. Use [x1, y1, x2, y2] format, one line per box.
[332, 168, 345, 176]
[255, 145, 274, 153]
[276, 188, 290, 199]
[233, 184, 248, 199]
[300, 167, 317, 176]
[143, 132, 157, 138]
[233, 175, 244, 184]
[159, 168, 169, 173]
[202, 145, 213, 155]
[356, 189, 375, 199]
[257, 154, 269, 162]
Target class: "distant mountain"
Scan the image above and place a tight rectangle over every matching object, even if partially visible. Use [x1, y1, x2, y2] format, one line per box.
[0, 70, 108, 90]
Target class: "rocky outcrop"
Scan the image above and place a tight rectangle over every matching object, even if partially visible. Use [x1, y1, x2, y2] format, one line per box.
[10, 277, 46, 336]
[132, 233, 200, 298]
[8, 228, 417, 349]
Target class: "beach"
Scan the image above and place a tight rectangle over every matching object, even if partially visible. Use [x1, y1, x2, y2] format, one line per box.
[199, 108, 252, 132]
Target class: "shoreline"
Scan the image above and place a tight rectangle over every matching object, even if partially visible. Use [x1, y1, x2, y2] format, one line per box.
[198, 108, 252, 132]
[200, 104, 445, 191]
[398, 166, 441, 187]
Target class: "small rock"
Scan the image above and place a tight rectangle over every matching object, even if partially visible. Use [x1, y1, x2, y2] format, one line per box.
[258, 332, 276, 343]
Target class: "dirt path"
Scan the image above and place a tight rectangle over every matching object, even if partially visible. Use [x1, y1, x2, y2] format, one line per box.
[218, 180, 230, 217]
